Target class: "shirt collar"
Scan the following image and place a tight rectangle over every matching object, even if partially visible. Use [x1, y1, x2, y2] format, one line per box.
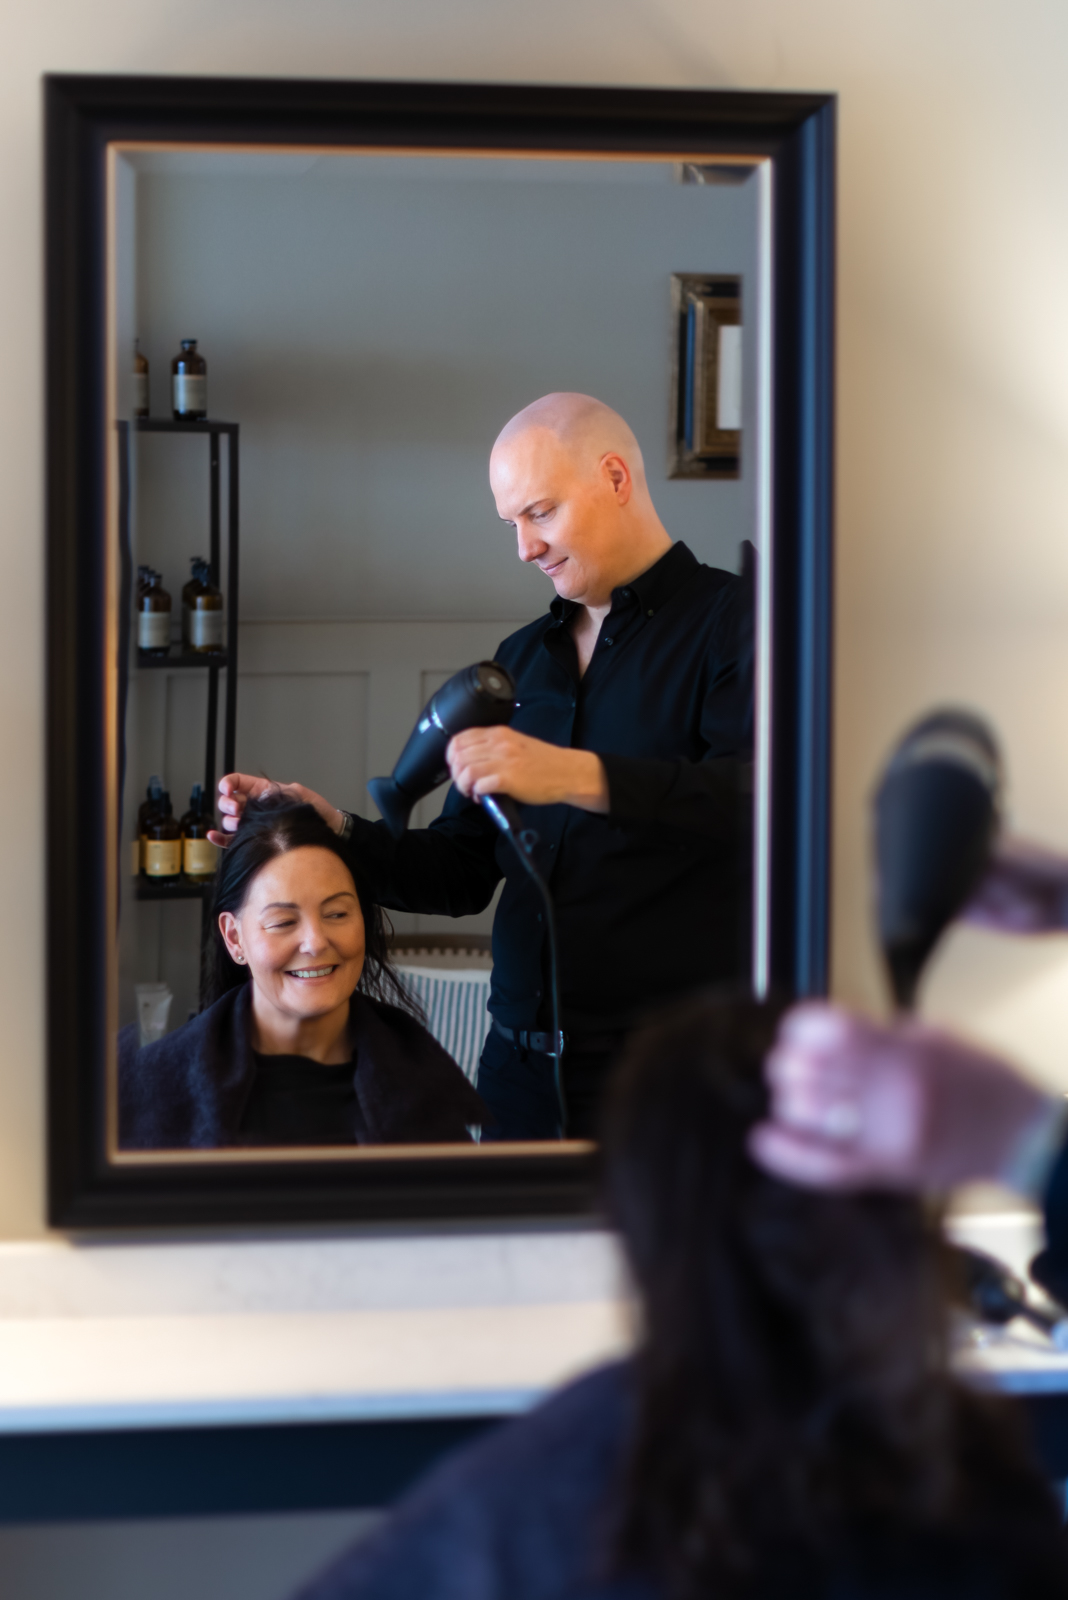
[548, 540, 697, 625]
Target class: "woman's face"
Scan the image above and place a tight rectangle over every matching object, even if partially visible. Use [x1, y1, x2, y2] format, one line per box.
[218, 847, 366, 1023]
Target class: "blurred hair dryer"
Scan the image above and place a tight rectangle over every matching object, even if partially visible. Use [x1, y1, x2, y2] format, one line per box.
[953, 1244, 1068, 1351]
[874, 708, 1002, 1010]
[367, 661, 517, 839]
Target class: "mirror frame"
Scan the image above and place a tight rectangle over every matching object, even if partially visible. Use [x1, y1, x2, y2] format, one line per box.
[45, 74, 835, 1228]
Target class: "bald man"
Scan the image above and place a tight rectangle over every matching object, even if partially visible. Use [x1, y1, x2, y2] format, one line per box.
[214, 393, 752, 1139]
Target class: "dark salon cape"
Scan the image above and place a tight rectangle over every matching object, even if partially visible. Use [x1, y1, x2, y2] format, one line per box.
[293, 1361, 1068, 1600]
[118, 983, 488, 1148]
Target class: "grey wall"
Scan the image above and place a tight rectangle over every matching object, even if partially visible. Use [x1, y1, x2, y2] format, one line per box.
[130, 153, 760, 620]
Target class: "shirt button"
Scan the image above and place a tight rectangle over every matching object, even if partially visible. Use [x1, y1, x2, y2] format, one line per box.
[603, 636, 614, 646]
[647, 609, 654, 617]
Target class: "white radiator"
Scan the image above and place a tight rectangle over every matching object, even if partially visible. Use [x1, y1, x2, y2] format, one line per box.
[393, 960, 492, 1085]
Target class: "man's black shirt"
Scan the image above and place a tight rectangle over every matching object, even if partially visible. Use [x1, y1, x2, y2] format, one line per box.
[347, 541, 751, 1033]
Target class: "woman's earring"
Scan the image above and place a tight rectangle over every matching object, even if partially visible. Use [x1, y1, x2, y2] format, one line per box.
[234, 953, 246, 965]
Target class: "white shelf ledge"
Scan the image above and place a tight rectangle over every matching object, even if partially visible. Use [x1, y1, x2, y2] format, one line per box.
[0, 1216, 1061, 1433]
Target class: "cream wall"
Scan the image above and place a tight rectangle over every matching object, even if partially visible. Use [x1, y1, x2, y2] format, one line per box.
[4, 0, 1068, 1237]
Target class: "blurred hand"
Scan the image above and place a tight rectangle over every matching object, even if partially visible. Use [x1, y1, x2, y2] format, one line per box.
[748, 1001, 1050, 1192]
[965, 836, 1068, 934]
[208, 774, 344, 847]
[446, 728, 608, 812]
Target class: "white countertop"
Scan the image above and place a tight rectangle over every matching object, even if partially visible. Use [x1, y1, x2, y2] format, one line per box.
[0, 1299, 631, 1433]
[0, 1229, 630, 1434]
[0, 1215, 1063, 1434]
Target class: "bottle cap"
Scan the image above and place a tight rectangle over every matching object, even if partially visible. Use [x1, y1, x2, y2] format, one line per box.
[180, 339, 197, 350]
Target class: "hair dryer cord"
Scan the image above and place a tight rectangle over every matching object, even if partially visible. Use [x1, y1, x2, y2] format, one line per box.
[477, 795, 567, 1138]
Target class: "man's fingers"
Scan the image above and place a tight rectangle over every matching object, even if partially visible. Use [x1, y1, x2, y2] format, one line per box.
[218, 772, 271, 800]
[747, 1123, 902, 1191]
[471, 773, 506, 798]
[776, 1001, 870, 1050]
[764, 1061, 864, 1142]
[765, 1040, 862, 1105]
[448, 738, 510, 794]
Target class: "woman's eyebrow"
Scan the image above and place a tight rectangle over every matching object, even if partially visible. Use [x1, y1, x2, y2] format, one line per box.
[259, 891, 356, 913]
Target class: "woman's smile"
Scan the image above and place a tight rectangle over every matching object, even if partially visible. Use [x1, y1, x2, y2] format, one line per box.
[285, 964, 339, 981]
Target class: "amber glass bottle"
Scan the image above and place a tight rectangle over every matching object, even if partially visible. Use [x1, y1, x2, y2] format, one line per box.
[143, 792, 181, 881]
[134, 774, 164, 875]
[172, 339, 207, 421]
[182, 557, 225, 654]
[137, 571, 171, 656]
[180, 783, 217, 881]
[133, 340, 149, 418]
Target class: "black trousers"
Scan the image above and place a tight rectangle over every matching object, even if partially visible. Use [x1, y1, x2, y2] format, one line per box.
[476, 1026, 624, 1141]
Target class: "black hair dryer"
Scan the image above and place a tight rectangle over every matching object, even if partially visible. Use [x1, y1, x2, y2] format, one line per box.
[367, 658, 568, 1136]
[873, 708, 1002, 1011]
[367, 661, 518, 839]
[873, 714, 1068, 1342]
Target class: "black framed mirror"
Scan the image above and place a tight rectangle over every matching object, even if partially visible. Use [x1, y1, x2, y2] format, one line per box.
[46, 75, 834, 1227]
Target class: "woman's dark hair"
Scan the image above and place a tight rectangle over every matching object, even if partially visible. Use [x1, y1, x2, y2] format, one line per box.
[602, 993, 1057, 1599]
[202, 795, 418, 1017]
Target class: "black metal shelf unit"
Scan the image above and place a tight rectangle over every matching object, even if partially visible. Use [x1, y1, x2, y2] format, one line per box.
[117, 417, 239, 903]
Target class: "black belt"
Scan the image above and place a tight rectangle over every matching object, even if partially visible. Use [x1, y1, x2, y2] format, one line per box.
[491, 1018, 626, 1056]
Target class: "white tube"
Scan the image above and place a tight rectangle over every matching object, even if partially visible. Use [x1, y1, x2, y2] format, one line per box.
[135, 981, 173, 1047]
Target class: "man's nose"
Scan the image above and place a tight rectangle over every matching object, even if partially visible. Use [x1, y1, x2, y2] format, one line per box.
[516, 522, 548, 563]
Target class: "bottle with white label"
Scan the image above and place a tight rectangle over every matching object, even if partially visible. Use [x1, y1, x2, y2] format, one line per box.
[133, 340, 149, 419]
[180, 783, 218, 881]
[143, 793, 182, 882]
[182, 557, 225, 654]
[171, 339, 207, 421]
[137, 571, 172, 657]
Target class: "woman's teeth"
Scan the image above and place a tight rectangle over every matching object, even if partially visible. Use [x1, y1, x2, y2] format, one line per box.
[288, 966, 336, 979]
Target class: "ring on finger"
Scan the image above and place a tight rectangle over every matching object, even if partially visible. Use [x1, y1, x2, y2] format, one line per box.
[821, 1100, 861, 1141]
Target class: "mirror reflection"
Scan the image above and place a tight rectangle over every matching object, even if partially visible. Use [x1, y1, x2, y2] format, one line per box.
[113, 150, 762, 1153]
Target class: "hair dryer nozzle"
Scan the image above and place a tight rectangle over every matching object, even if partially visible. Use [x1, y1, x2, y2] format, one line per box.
[367, 776, 415, 840]
[874, 707, 1002, 1011]
[367, 660, 518, 838]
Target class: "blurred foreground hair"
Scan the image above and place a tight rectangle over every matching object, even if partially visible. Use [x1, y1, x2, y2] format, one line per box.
[602, 993, 1052, 1599]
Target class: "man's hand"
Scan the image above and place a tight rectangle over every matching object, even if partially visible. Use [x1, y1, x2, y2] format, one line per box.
[446, 728, 609, 812]
[965, 836, 1068, 934]
[209, 774, 345, 847]
[748, 1001, 1052, 1193]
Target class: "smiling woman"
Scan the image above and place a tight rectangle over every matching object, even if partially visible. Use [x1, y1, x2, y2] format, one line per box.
[118, 798, 489, 1149]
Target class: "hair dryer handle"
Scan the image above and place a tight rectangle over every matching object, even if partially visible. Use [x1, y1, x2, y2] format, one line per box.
[478, 792, 524, 836]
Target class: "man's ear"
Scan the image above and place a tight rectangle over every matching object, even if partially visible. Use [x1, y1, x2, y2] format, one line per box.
[219, 911, 246, 965]
[600, 452, 633, 505]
